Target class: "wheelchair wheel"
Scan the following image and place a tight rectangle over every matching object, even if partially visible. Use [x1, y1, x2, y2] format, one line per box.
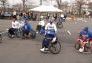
[8, 32, 13, 38]
[56, 22, 63, 29]
[84, 43, 90, 52]
[30, 30, 36, 39]
[0, 33, 2, 43]
[75, 42, 81, 50]
[49, 41, 61, 54]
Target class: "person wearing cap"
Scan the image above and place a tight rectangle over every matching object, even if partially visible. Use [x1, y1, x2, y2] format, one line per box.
[78, 27, 92, 52]
[77, 27, 92, 52]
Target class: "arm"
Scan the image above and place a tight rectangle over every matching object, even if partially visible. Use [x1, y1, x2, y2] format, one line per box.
[12, 22, 15, 28]
[53, 24, 57, 32]
[45, 23, 49, 30]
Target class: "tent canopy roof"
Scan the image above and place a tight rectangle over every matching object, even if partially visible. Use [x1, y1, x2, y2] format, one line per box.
[30, 5, 63, 12]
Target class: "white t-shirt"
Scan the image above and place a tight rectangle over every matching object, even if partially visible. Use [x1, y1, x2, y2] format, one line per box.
[19, 21, 25, 28]
[61, 14, 64, 18]
[12, 21, 20, 29]
[45, 23, 57, 32]
[13, 11, 16, 16]
[38, 20, 45, 26]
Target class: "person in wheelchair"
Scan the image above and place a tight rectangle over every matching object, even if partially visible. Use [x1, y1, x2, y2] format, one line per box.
[22, 20, 32, 38]
[40, 19, 57, 52]
[78, 27, 92, 52]
[8, 18, 20, 37]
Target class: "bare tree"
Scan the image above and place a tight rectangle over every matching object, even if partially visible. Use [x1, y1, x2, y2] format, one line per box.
[0, 0, 7, 12]
[75, 0, 85, 16]
[56, 0, 62, 9]
[21, 0, 27, 12]
[88, 2, 92, 10]
[40, 0, 42, 5]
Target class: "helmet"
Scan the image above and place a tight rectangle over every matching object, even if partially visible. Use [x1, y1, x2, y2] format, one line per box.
[83, 27, 88, 32]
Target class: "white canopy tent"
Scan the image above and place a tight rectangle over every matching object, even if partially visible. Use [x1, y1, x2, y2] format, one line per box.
[29, 5, 63, 13]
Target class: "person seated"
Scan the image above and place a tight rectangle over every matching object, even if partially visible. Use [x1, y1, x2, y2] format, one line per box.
[78, 27, 90, 52]
[40, 18, 57, 52]
[8, 18, 20, 37]
[22, 20, 32, 38]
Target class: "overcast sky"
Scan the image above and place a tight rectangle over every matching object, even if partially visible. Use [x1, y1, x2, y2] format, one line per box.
[7, 0, 75, 5]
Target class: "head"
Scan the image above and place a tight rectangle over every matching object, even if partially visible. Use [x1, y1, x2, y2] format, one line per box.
[50, 20, 53, 24]
[40, 16, 44, 20]
[13, 18, 17, 22]
[83, 27, 88, 32]
[24, 20, 29, 25]
[49, 17, 54, 24]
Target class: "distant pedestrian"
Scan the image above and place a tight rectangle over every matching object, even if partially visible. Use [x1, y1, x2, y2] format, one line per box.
[13, 11, 17, 19]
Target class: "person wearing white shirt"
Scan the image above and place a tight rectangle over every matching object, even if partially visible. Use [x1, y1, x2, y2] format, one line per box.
[45, 20, 57, 32]
[40, 19, 57, 52]
[36, 16, 45, 33]
[12, 20, 20, 29]
[8, 18, 20, 37]
[38, 20, 45, 27]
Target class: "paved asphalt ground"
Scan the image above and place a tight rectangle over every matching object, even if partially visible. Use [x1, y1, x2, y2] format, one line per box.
[0, 18, 92, 63]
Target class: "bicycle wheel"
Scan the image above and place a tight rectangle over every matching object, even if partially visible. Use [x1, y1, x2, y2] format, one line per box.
[49, 41, 61, 54]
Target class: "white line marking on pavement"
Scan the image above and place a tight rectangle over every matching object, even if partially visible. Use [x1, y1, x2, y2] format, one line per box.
[67, 30, 71, 35]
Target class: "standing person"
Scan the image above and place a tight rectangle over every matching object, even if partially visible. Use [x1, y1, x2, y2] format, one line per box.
[1, 11, 4, 19]
[60, 13, 65, 22]
[36, 16, 45, 33]
[22, 13, 29, 20]
[13, 11, 17, 18]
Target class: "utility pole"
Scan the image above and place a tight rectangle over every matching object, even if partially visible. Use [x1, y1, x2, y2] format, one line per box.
[40, 0, 42, 5]
[22, 0, 27, 12]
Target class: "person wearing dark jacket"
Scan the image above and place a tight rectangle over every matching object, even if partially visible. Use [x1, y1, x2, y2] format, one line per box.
[22, 21, 32, 37]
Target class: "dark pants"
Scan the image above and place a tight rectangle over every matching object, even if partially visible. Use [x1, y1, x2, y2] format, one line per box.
[36, 25, 41, 32]
[22, 30, 30, 37]
[8, 28, 18, 35]
[42, 38, 51, 48]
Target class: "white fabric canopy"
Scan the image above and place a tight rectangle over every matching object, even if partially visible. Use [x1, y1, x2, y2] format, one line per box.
[30, 5, 62, 12]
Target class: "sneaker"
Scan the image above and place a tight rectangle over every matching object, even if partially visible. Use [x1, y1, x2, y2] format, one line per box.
[40, 48, 45, 52]
[79, 47, 84, 52]
[36, 32, 38, 34]
[11, 35, 14, 38]
[45, 48, 49, 51]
